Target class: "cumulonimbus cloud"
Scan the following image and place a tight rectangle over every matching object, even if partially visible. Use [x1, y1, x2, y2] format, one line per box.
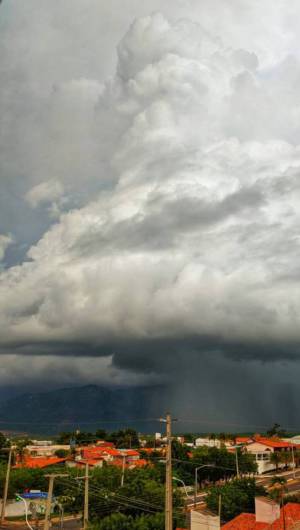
[2, 12, 300, 381]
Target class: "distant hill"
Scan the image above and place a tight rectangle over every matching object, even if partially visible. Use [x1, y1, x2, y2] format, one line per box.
[0, 384, 167, 435]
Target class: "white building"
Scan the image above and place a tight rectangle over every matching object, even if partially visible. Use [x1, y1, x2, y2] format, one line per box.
[243, 437, 295, 474]
[26, 444, 70, 457]
[195, 438, 228, 449]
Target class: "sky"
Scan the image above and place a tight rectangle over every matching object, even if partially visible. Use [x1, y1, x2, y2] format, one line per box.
[1, 0, 300, 430]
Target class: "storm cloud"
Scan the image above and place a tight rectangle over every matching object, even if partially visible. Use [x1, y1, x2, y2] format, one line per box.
[2, 1, 300, 426]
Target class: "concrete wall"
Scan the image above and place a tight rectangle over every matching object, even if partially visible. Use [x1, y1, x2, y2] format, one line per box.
[190, 510, 220, 530]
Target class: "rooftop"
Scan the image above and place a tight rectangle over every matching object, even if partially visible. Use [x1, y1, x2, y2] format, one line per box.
[222, 503, 300, 530]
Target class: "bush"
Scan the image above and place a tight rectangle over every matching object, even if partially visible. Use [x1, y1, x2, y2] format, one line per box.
[206, 478, 266, 522]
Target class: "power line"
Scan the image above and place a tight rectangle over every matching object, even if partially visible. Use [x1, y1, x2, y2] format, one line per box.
[56, 474, 184, 518]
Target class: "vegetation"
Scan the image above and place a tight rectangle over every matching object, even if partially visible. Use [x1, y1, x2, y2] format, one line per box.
[0, 429, 267, 528]
[0, 464, 48, 498]
[106, 429, 140, 448]
[56, 428, 140, 448]
[267, 423, 287, 438]
[54, 449, 69, 458]
[0, 432, 10, 462]
[269, 476, 288, 504]
[89, 513, 166, 530]
[206, 478, 266, 522]
[168, 441, 257, 486]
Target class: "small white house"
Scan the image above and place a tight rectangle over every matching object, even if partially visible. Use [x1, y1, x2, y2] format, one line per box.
[243, 437, 295, 474]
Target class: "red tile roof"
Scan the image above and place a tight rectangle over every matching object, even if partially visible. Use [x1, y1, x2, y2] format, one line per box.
[236, 437, 253, 444]
[222, 513, 268, 530]
[76, 458, 103, 467]
[82, 447, 122, 458]
[131, 459, 148, 467]
[222, 503, 300, 530]
[272, 503, 300, 530]
[14, 457, 66, 469]
[253, 437, 294, 449]
[123, 450, 140, 457]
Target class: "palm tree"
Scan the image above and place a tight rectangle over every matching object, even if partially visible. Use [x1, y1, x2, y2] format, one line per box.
[281, 451, 293, 470]
[209, 433, 216, 446]
[269, 476, 288, 504]
[15, 439, 30, 465]
[270, 451, 283, 472]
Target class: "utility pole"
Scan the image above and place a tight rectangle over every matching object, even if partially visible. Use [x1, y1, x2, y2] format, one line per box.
[121, 454, 126, 487]
[0, 446, 13, 525]
[161, 413, 173, 530]
[83, 463, 89, 530]
[76, 463, 89, 530]
[292, 445, 296, 479]
[44, 474, 68, 530]
[235, 449, 240, 478]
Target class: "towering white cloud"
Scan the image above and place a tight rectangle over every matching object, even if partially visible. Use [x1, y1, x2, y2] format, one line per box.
[1, 12, 300, 357]
[2, 2, 300, 415]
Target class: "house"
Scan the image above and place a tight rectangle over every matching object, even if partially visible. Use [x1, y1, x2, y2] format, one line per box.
[195, 438, 223, 449]
[71, 445, 146, 470]
[242, 436, 296, 474]
[235, 437, 253, 445]
[25, 444, 70, 457]
[14, 456, 67, 469]
[67, 458, 104, 469]
[95, 440, 115, 448]
[120, 449, 140, 461]
[282, 435, 300, 445]
[222, 498, 300, 530]
[195, 437, 233, 449]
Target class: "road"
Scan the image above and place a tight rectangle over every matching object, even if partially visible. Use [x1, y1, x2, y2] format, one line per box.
[0, 516, 81, 529]
[184, 469, 300, 511]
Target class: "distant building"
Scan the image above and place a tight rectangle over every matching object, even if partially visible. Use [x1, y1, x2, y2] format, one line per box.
[195, 438, 223, 449]
[283, 435, 300, 445]
[14, 456, 67, 469]
[26, 444, 70, 457]
[241, 436, 296, 474]
[70, 444, 146, 470]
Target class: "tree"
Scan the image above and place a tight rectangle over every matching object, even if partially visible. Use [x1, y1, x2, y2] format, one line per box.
[281, 451, 293, 470]
[267, 423, 287, 438]
[56, 431, 98, 445]
[0, 432, 7, 450]
[107, 429, 140, 448]
[0, 466, 47, 498]
[0, 433, 9, 463]
[89, 513, 167, 530]
[95, 429, 107, 440]
[14, 438, 32, 464]
[206, 478, 266, 522]
[209, 433, 216, 446]
[270, 451, 283, 472]
[269, 476, 288, 504]
[54, 449, 69, 458]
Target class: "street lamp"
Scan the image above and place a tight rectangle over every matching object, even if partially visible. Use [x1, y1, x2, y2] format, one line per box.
[194, 465, 215, 508]
[15, 495, 34, 530]
[172, 476, 188, 497]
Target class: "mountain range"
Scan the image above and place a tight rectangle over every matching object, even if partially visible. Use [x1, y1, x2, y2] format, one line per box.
[0, 384, 168, 435]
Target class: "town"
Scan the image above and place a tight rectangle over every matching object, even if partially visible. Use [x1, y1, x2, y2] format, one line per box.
[1, 421, 300, 529]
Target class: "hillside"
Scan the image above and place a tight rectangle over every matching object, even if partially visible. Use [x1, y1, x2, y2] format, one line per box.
[0, 384, 166, 434]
